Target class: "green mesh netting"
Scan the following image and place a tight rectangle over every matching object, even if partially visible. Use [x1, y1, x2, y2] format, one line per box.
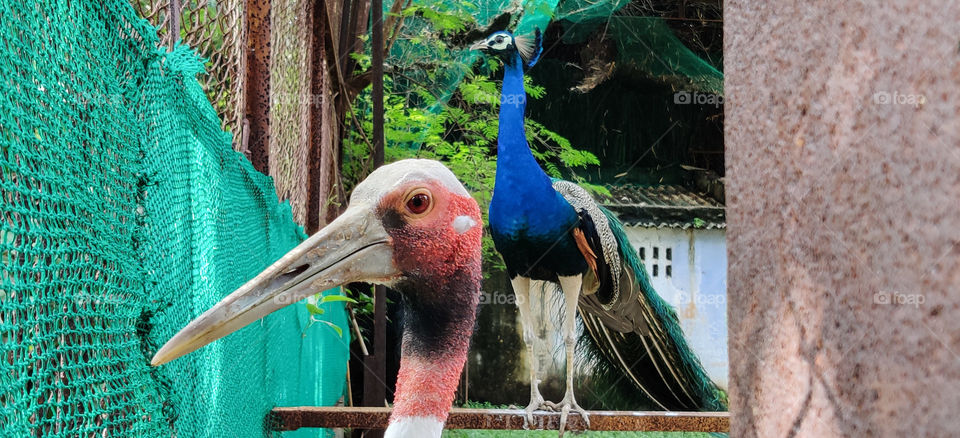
[559, 16, 723, 94]
[0, 1, 349, 437]
[382, 0, 721, 149]
[387, 0, 721, 100]
[386, 0, 558, 108]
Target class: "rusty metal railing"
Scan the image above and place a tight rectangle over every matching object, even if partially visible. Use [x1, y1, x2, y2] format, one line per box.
[269, 407, 730, 432]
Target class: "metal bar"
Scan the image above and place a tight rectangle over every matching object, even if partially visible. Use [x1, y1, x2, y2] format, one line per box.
[337, 0, 354, 66]
[270, 407, 730, 432]
[361, 6, 387, 436]
[361, 285, 387, 438]
[371, 0, 384, 167]
[341, 0, 363, 76]
[306, 0, 326, 235]
[600, 204, 726, 211]
[168, 0, 180, 50]
[244, 0, 271, 174]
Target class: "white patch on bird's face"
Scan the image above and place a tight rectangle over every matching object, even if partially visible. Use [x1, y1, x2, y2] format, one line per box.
[452, 215, 477, 234]
[485, 32, 511, 51]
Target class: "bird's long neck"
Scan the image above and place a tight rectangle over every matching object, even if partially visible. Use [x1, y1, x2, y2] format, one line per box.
[494, 53, 553, 195]
[386, 269, 480, 437]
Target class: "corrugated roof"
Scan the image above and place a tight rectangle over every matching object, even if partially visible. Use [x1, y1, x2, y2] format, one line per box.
[600, 184, 725, 229]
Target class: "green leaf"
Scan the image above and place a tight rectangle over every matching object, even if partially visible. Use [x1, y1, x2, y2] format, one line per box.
[319, 295, 357, 304]
[305, 303, 325, 315]
[321, 320, 344, 337]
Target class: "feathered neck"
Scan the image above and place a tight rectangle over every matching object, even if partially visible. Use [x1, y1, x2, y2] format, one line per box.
[498, 52, 527, 147]
[385, 267, 480, 436]
[494, 52, 553, 196]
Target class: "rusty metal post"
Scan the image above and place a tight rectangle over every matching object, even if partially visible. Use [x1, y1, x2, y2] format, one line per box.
[244, 0, 271, 174]
[168, 0, 180, 50]
[371, 0, 384, 169]
[337, 0, 354, 67]
[306, 0, 326, 235]
[362, 0, 387, 436]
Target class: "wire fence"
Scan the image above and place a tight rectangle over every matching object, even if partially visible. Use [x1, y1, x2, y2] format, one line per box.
[134, 0, 326, 226]
[133, 0, 248, 149]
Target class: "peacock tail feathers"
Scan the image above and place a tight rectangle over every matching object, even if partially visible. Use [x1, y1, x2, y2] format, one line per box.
[595, 205, 726, 411]
[555, 179, 726, 412]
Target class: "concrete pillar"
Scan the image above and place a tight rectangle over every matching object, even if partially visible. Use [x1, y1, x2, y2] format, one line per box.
[725, 2, 960, 436]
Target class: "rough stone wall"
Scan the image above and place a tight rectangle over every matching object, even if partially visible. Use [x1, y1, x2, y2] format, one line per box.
[725, 2, 960, 436]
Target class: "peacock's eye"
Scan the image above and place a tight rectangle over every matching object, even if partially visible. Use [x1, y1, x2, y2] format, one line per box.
[495, 36, 504, 43]
[404, 189, 433, 216]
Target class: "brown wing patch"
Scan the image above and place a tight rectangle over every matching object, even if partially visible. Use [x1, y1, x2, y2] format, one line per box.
[573, 227, 598, 274]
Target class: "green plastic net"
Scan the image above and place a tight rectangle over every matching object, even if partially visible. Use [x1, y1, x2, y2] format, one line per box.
[557, 16, 723, 94]
[0, 1, 349, 437]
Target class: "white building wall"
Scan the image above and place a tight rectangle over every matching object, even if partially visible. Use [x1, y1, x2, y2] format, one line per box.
[622, 227, 728, 389]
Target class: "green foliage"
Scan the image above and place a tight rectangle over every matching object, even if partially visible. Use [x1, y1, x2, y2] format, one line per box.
[303, 291, 357, 337]
[342, 7, 602, 270]
[417, 7, 472, 35]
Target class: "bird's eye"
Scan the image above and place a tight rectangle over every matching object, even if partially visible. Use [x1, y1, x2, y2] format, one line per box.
[404, 189, 433, 216]
[495, 36, 504, 43]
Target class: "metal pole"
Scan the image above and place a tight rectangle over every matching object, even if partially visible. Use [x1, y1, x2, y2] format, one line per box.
[244, 0, 271, 174]
[372, 0, 384, 168]
[168, 0, 181, 50]
[307, 0, 326, 235]
[271, 407, 732, 432]
[337, 0, 354, 66]
[361, 1, 387, 437]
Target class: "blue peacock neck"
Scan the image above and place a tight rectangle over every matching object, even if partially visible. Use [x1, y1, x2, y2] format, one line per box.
[493, 53, 553, 200]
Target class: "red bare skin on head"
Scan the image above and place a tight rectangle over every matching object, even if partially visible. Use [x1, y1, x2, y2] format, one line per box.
[377, 182, 482, 286]
[377, 181, 483, 424]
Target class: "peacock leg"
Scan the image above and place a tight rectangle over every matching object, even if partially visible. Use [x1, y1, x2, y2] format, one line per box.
[511, 276, 547, 429]
[548, 275, 591, 436]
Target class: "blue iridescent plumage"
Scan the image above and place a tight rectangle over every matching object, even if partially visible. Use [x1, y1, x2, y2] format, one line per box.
[487, 31, 586, 280]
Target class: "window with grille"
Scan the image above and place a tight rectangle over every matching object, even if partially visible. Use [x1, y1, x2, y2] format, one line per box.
[639, 245, 672, 278]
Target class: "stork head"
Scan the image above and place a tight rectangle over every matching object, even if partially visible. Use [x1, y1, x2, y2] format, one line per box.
[151, 159, 483, 366]
[470, 28, 543, 69]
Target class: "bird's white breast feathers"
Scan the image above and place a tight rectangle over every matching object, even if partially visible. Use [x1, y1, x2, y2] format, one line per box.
[384, 416, 444, 438]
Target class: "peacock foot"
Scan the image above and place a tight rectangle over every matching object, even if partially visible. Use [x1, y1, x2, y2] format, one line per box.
[522, 394, 550, 430]
[545, 393, 590, 436]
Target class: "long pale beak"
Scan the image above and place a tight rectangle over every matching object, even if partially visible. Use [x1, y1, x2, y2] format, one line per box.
[469, 40, 488, 51]
[151, 204, 398, 366]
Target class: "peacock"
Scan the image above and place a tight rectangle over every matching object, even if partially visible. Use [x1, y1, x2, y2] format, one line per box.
[471, 28, 726, 433]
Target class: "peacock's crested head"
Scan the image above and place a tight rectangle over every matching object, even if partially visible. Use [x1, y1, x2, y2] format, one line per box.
[470, 28, 543, 69]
